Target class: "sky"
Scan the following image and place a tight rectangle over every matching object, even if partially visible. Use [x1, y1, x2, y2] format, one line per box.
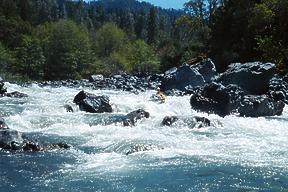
[138, 0, 188, 9]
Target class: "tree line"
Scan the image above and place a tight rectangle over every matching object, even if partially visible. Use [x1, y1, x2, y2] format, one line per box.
[0, 0, 287, 81]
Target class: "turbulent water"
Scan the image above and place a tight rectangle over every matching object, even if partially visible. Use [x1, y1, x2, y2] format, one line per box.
[0, 83, 288, 192]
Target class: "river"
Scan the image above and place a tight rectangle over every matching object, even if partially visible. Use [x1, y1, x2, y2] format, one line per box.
[1, 82, 288, 191]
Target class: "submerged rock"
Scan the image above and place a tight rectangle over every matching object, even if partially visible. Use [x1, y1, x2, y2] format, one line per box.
[219, 62, 275, 94]
[73, 90, 112, 113]
[0, 117, 71, 152]
[161, 116, 179, 126]
[161, 116, 210, 128]
[160, 59, 217, 92]
[4, 91, 28, 98]
[125, 144, 163, 155]
[64, 104, 74, 112]
[238, 95, 285, 117]
[0, 117, 9, 129]
[123, 109, 150, 126]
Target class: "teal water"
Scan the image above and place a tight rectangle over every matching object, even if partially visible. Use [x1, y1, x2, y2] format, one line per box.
[1, 83, 288, 191]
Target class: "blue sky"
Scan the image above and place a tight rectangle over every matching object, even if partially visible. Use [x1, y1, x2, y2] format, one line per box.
[139, 0, 188, 9]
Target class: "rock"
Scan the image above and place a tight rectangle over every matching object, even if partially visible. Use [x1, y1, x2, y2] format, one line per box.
[161, 116, 210, 128]
[125, 144, 162, 155]
[238, 95, 285, 117]
[64, 104, 73, 112]
[0, 117, 9, 129]
[0, 117, 70, 152]
[268, 75, 288, 103]
[4, 91, 28, 98]
[123, 109, 150, 126]
[219, 62, 276, 94]
[88, 74, 104, 82]
[0, 77, 7, 94]
[161, 116, 179, 126]
[73, 90, 112, 113]
[193, 116, 211, 128]
[190, 82, 231, 117]
[160, 59, 217, 92]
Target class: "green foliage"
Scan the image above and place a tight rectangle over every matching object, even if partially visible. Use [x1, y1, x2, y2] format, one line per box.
[147, 7, 158, 45]
[46, 20, 93, 80]
[15, 35, 45, 79]
[0, 43, 15, 74]
[110, 40, 160, 74]
[94, 23, 126, 58]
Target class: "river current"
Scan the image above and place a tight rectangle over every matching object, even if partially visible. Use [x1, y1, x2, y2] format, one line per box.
[0, 83, 288, 191]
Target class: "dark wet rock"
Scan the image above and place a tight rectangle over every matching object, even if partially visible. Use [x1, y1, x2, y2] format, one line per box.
[89, 74, 104, 82]
[161, 116, 210, 128]
[160, 59, 217, 92]
[193, 116, 211, 128]
[0, 77, 7, 94]
[0, 117, 9, 129]
[218, 62, 276, 94]
[123, 109, 150, 126]
[125, 144, 163, 155]
[161, 116, 179, 126]
[0, 118, 71, 152]
[4, 91, 28, 98]
[64, 104, 73, 112]
[268, 75, 288, 103]
[190, 82, 231, 117]
[73, 90, 112, 113]
[238, 95, 285, 117]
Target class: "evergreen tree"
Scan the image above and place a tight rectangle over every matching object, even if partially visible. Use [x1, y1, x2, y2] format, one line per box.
[147, 7, 158, 45]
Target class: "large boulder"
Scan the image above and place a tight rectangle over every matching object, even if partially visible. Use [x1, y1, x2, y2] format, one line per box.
[123, 109, 150, 126]
[73, 90, 112, 113]
[218, 62, 276, 94]
[190, 82, 231, 117]
[160, 59, 217, 92]
[238, 95, 285, 117]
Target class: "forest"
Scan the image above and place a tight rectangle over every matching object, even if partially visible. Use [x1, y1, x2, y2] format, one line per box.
[0, 0, 287, 81]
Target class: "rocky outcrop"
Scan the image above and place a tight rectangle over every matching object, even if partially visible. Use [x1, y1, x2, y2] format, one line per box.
[218, 62, 275, 94]
[190, 83, 231, 117]
[189, 61, 286, 117]
[73, 90, 112, 113]
[0, 117, 70, 152]
[161, 116, 210, 128]
[238, 95, 285, 117]
[160, 59, 217, 92]
[123, 109, 150, 126]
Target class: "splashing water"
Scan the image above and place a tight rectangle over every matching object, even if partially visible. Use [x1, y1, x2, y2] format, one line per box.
[1, 83, 288, 191]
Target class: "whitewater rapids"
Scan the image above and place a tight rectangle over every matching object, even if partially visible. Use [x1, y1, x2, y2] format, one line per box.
[1, 83, 288, 191]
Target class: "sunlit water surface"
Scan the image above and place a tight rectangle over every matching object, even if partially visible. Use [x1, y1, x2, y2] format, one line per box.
[0, 83, 288, 191]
